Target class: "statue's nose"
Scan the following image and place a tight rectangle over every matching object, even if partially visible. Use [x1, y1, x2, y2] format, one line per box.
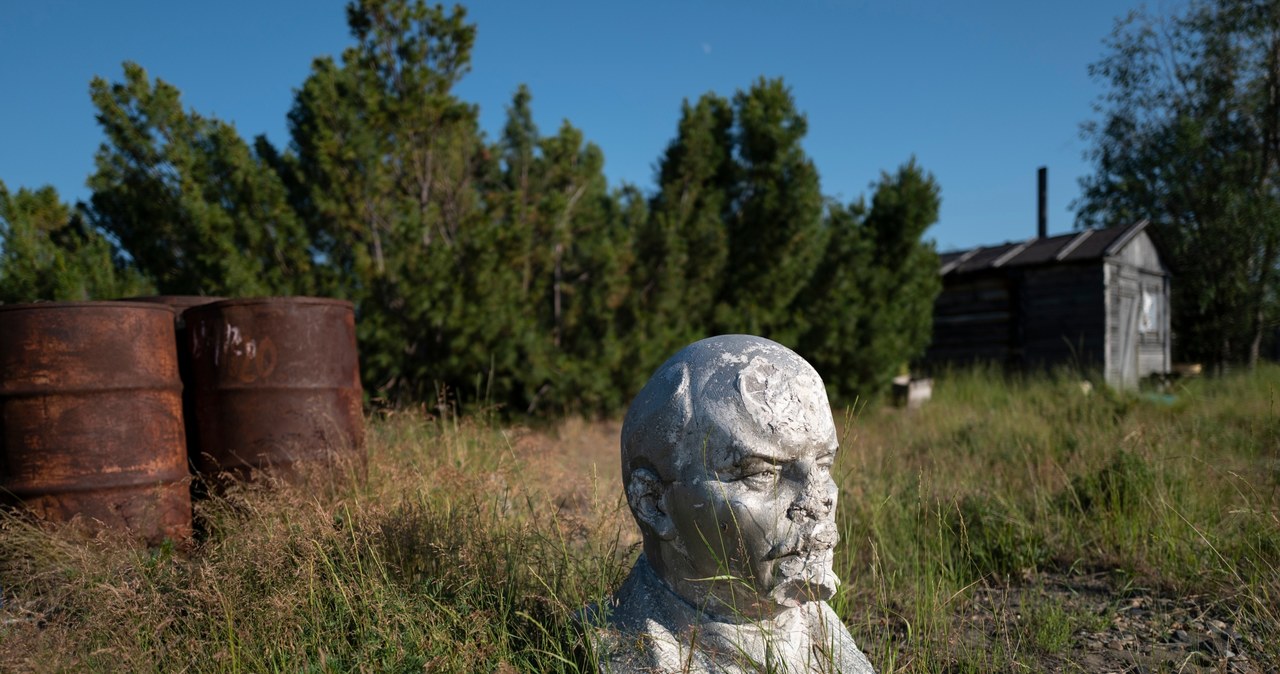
[788, 468, 834, 521]
[809, 519, 839, 550]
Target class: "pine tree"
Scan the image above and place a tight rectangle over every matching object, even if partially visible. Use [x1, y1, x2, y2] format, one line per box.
[0, 182, 150, 302]
[716, 78, 828, 343]
[517, 119, 633, 414]
[285, 1, 491, 403]
[639, 78, 942, 404]
[856, 160, 941, 395]
[633, 94, 734, 367]
[87, 63, 314, 296]
[546, 124, 635, 412]
[794, 161, 940, 402]
[639, 79, 828, 356]
[793, 198, 875, 400]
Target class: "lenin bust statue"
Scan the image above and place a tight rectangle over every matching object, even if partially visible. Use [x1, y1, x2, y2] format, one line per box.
[580, 335, 875, 674]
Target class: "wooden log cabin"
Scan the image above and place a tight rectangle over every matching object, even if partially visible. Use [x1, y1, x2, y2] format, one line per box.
[925, 220, 1171, 389]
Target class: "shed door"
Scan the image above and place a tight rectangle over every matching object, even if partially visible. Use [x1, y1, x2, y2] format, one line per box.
[1117, 292, 1140, 388]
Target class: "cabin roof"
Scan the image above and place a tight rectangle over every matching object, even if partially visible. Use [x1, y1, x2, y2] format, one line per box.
[939, 220, 1150, 276]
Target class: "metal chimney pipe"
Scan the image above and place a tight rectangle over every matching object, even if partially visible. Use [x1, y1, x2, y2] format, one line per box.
[1037, 166, 1048, 239]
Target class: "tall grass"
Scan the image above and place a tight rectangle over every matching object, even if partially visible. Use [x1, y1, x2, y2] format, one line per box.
[2, 367, 1277, 672]
[837, 365, 1280, 669]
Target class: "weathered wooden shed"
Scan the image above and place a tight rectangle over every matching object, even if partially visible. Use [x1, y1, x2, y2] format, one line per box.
[925, 220, 1171, 389]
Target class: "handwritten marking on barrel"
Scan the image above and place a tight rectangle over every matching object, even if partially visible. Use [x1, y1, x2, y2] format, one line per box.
[224, 334, 278, 383]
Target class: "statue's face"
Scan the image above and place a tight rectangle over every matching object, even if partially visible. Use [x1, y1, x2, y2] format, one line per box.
[660, 358, 840, 619]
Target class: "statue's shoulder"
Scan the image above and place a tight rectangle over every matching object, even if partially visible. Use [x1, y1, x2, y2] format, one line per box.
[580, 602, 697, 674]
[577, 558, 713, 673]
[807, 602, 877, 674]
[583, 616, 691, 674]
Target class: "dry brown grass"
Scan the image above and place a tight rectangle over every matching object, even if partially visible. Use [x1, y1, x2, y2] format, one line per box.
[1, 367, 1278, 672]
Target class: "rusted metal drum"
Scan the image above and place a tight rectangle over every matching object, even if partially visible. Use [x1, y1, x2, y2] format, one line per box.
[0, 302, 192, 543]
[184, 297, 365, 481]
[120, 296, 226, 327]
[118, 296, 225, 472]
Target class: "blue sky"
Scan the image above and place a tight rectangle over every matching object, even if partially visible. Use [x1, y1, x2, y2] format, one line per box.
[1, 1, 1160, 251]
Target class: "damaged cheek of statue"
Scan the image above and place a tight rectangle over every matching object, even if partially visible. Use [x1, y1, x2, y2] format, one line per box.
[577, 334, 877, 674]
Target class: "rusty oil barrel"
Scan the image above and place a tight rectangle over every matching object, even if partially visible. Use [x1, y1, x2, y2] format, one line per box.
[121, 296, 227, 326]
[119, 296, 225, 472]
[0, 302, 192, 543]
[184, 297, 365, 482]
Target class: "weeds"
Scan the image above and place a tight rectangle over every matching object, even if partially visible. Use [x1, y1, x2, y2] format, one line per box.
[1025, 599, 1073, 653]
[2, 367, 1279, 671]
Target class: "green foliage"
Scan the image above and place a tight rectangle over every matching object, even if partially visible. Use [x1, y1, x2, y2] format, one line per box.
[1024, 600, 1075, 653]
[798, 160, 942, 402]
[0, 181, 149, 302]
[515, 117, 637, 414]
[644, 84, 941, 406]
[88, 63, 314, 297]
[950, 494, 1050, 579]
[794, 199, 874, 393]
[286, 1, 512, 405]
[1064, 449, 1156, 516]
[1078, 0, 1280, 369]
[628, 93, 734, 369]
[3, 0, 942, 416]
[277, 3, 939, 413]
[715, 78, 828, 343]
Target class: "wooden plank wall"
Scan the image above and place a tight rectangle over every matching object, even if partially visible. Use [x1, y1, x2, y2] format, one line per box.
[926, 265, 1105, 373]
[1019, 265, 1106, 370]
[927, 275, 1012, 364]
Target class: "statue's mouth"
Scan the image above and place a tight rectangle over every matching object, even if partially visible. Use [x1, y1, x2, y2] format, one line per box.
[766, 549, 839, 606]
[765, 546, 822, 561]
[763, 521, 839, 561]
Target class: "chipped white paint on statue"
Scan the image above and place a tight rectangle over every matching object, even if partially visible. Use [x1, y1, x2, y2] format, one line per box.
[580, 335, 876, 673]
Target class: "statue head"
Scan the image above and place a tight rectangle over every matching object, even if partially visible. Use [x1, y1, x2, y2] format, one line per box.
[621, 335, 841, 621]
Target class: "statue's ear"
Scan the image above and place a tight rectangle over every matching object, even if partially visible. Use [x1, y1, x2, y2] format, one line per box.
[626, 467, 675, 541]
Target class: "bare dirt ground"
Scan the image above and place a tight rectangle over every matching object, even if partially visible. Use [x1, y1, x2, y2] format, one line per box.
[878, 570, 1269, 673]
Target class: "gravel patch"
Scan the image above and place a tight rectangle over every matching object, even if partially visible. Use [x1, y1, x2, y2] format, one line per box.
[862, 570, 1276, 673]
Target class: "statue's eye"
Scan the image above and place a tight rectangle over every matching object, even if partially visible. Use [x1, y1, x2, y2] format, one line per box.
[741, 466, 780, 489]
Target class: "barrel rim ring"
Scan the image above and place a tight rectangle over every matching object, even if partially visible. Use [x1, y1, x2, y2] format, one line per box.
[185, 296, 354, 314]
[0, 301, 177, 314]
[116, 295, 227, 305]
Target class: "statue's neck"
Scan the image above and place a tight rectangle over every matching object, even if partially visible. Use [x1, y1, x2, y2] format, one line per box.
[637, 553, 793, 625]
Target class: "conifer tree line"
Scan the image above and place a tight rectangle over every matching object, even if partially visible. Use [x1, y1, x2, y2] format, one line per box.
[0, 1, 942, 415]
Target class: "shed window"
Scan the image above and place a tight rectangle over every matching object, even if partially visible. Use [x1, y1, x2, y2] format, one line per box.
[1139, 289, 1159, 334]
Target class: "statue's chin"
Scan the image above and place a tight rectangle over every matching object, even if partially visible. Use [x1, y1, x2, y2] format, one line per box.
[766, 551, 838, 608]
